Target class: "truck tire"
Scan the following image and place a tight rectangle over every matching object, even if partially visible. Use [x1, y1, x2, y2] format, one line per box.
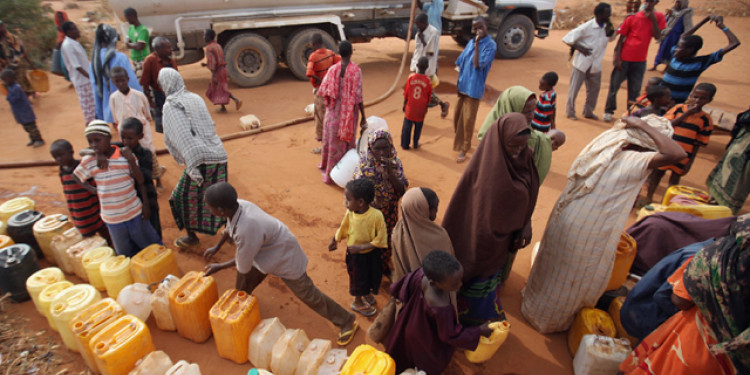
[224, 33, 277, 87]
[495, 14, 534, 59]
[286, 28, 337, 81]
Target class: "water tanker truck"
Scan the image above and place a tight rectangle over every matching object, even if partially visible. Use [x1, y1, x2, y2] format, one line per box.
[109, 0, 557, 87]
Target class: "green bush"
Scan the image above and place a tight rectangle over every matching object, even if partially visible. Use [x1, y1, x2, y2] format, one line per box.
[0, 0, 57, 68]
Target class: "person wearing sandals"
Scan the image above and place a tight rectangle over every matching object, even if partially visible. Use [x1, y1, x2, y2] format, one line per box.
[203, 182, 359, 346]
[158, 68, 228, 250]
[329, 178, 388, 317]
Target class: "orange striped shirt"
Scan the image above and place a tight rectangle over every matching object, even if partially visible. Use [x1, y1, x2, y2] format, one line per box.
[660, 104, 713, 175]
[73, 146, 142, 224]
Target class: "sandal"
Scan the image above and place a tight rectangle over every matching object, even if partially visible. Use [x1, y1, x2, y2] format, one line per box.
[311, 147, 321, 154]
[174, 236, 200, 249]
[235, 100, 243, 111]
[350, 302, 377, 317]
[336, 321, 359, 346]
[364, 294, 376, 306]
[456, 154, 467, 163]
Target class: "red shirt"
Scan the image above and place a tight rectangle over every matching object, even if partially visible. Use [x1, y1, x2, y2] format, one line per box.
[617, 11, 666, 62]
[403, 73, 432, 122]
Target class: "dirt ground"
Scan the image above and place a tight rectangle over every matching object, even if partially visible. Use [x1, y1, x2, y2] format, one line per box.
[1, 1, 749, 374]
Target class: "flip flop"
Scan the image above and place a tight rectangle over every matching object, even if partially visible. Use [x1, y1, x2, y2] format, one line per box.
[336, 321, 359, 346]
[311, 147, 321, 154]
[456, 154, 467, 163]
[351, 302, 377, 317]
[364, 294, 376, 306]
[236, 100, 243, 111]
[174, 236, 200, 249]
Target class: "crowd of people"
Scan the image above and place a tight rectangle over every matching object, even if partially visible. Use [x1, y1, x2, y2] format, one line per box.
[1, 1, 749, 374]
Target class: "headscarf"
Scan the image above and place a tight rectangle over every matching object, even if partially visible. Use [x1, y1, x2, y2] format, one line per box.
[556, 114, 673, 211]
[354, 130, 407, 209]
[92, 24, 119, 99]
[392, 188, 454, 282]
[683, 214, 750, 373]
[442, 113, 539, 282]
[477, 85, 535, 141]
[477, 85, 552, 182]
[317, 61, 362, 143]
[158, 68, 227, 184]
[662, 0, 693, 38]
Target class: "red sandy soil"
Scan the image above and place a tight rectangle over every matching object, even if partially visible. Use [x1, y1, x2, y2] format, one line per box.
[1, 1, 748, 374]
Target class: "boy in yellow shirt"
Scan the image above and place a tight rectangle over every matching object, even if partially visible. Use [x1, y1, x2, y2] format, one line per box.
[329, 178, 388, 316]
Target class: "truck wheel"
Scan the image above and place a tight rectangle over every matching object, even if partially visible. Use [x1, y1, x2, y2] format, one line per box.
[225, 33, 277, 87]
[495, 14, 534, 59]
[286, 28, 337, 81]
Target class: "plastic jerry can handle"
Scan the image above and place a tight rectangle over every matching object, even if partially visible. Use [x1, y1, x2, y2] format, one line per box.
[95, 321, 136, 354]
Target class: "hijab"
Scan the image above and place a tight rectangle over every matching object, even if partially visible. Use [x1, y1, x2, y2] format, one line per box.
[158, 68, 227, 183]
[92, 24, 119, 99]
[684, 214, 750, 373]
[477, 85, 553, 182]
[392, 188, 455, 282]
[477, 85, 535, 141]
[443, 113, 540, 281]
[354, 130, 407, 209]
[663, 0, 693, 37]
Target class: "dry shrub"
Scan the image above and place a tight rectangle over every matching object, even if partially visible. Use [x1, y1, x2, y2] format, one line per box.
[0, 0, 57, 68]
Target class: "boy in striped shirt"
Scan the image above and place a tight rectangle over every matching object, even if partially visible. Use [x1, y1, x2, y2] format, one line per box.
[644, 83, 716, 203]
[531, 72, 558, 132]
[73, 120, 161, 256]
[50, 139, 109, 241]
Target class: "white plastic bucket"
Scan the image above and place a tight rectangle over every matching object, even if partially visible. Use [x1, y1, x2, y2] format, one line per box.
[330, 149, 361, 188]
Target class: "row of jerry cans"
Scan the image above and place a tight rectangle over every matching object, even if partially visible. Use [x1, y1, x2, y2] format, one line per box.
[28, 272, 157, 375]
[48, 226, 179, 296]
[129, 350, 202, 375]
[249, 343, 396, 375]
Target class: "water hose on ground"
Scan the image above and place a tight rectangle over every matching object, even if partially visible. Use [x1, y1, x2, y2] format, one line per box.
[0, 0, 418, 169]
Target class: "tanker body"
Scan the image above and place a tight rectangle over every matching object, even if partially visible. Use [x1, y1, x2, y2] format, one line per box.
[110, 0, 555, 87]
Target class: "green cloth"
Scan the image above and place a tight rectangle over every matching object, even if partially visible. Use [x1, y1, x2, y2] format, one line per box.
[477, 85, 535, 141]
[477, 85, 552, 183]
[127, 24, 150, 62]
[706, 111, 750, 214]
[529, 129, 552, 183]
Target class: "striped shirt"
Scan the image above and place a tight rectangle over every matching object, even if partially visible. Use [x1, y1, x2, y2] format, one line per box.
[60, 161, 105, 236]
[661, 104, 713, 175]
[73, 146, 142, 224]
[531, 89, 556, 132]
[662, 48, 722, 103]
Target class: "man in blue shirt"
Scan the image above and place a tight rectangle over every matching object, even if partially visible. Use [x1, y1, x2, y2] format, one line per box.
[454, 16, 497, 163]
[662, 15, 739, 103]
[2, 69, 44, 147]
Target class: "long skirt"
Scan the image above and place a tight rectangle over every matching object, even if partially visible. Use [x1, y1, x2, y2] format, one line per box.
[206, 66, 231, 105]
[319, 99, 357, 184]
[456, 269, 506, 326]
[169, 163, 228, 235]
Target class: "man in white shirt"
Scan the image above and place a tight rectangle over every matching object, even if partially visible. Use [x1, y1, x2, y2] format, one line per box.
[60, 21, 96, 126]
[562, 3, 614, 120]
[411, 12, 449, 118]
